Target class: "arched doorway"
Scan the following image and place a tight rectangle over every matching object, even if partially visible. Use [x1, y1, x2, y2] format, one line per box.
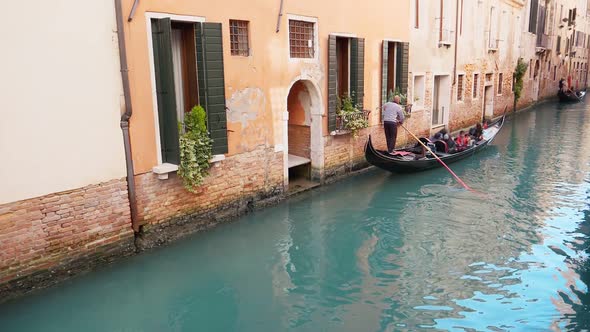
[286, 80, 321, 193]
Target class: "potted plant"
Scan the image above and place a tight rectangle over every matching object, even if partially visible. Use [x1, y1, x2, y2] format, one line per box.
[336, 93, 369, 136]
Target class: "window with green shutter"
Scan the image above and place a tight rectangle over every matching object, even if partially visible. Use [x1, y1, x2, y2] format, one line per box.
[151, 18, 180, 165]
[327, 35, 365, 132]
[350, 38, 365, 108]
[150, 18, 229, 163]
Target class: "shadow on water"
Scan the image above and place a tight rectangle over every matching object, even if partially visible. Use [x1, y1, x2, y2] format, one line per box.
[1, 101, 590, 331]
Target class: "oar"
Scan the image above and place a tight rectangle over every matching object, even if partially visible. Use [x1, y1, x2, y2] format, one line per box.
[399, 123, 474, 192]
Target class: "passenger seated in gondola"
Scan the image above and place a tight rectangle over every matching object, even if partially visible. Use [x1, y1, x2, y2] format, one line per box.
[464, 132, 473, 147]
[455, 130, 466, 151]
[444, 134, 456, 153]
[473, 123, 484, 141]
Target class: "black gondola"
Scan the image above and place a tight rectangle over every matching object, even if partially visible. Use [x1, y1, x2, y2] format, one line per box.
[558, 90, 586, 102]
[365, 115, 505, 173]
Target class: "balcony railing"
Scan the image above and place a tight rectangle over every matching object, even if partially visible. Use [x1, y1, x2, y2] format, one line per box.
[536, 33, 551, 49]
[439, 28, 454, 47]
[488, 38, 498, 50]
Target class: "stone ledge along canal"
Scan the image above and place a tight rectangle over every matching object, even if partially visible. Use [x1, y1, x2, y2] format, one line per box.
[2, 101, 590, 331]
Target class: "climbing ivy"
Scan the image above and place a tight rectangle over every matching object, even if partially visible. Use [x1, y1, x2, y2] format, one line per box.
[178, 105, 213, 192]
[513, 58, 528, 110]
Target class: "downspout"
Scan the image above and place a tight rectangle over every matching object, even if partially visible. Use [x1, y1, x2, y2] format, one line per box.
[115, 0, 140, 233]
[439, 0, 444, 42]
[276, 0, 284, 33]
[452, 0, 460, 85]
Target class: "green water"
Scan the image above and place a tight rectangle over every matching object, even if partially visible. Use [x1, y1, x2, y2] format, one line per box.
[2, 102, 590, 331]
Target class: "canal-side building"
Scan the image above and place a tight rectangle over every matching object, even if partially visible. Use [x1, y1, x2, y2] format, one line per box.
[408, 0, 525, 135]
[119, 0, 412, 245]
[0, 1, 134, 293]
[520, 0, 590, 105]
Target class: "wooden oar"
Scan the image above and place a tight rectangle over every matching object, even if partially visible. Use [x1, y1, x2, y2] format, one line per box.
[399, 123, 474, 192]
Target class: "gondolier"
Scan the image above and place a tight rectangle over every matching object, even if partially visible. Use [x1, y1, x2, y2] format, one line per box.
[382, 96, 405, 153]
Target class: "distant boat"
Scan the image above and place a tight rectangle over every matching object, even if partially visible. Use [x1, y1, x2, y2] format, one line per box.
[558, 90, 586, 102]
[365, 115, 505, 173]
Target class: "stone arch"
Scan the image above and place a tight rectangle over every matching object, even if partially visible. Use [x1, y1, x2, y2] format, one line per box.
[283, 77, 324, 186]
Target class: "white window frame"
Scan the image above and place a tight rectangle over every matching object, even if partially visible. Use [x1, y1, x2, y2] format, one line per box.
[412, 72, 426, 110]
[145, 12, 225, 171]
[472, 72, 480, 100]
[456, 72, 465, 102]
[287, 14, 319, 63]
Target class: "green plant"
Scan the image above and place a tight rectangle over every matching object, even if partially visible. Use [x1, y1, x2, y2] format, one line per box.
[389, 87, 411, 118]
[513, 58, 528, 111]
[337, 93, 368, 136]
[178, 105, 213, 192]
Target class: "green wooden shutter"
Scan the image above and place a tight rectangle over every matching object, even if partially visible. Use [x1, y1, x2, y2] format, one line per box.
[327, 35, 337, 132]
[195, 22, 228, 155]
[350, 38, 365, 108]
[381, 41, 389, 105]
[395, 42, 409, 97]
[151, 18, 180, 164]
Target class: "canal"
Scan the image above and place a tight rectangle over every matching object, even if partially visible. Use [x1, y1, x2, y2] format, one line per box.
[1, 101, 590, 331]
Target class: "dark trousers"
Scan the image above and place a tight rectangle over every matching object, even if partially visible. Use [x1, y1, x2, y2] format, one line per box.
[384, 121, 398, 153]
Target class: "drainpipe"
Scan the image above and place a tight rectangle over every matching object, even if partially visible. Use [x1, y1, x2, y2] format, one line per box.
[115, 0, 140, 233]
[276, 0, 284, 33]
[452, 0, 460, 85]
[439, 0, 444, 43]
[453, 0, 461, 85]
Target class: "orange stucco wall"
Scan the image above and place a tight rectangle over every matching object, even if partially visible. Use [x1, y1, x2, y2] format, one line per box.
[121, 0, 410, 174]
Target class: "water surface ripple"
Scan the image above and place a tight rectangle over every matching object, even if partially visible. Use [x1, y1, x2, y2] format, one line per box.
[1, 102, 590, 331]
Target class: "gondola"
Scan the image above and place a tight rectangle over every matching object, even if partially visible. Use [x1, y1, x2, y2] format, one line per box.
[365, 115, 505, 173]
[558, 90, 586, 102]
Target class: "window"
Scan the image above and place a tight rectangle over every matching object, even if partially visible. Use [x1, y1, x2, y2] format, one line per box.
[413, 75, 425, 106]
[150, 18, 229, 164]
[473, 73, 479, 98]
[530, 59, 533, 78]
[489, 6, 498, 49]
[229, 20, 249, 56]
[553, 66, 557, 80]
[497, 73, 503, 95]
[328, 35, 366, 131]
[289, 20, 315, 58]
[529, 0, 538, 33]
[415, 0, 420, 28]
[381, 41, 408, 106]
[457, 74, 464, 101]
[556, 36, 561, 54]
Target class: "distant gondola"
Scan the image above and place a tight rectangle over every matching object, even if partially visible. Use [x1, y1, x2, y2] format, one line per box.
[365, 115, 505, 173]
[558, 90, 586, 102]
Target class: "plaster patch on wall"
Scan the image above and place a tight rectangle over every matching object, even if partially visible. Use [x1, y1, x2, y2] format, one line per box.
[227, 88, 266, 127]
[300, 63, 324, 85]
[297, 89, 312, 125]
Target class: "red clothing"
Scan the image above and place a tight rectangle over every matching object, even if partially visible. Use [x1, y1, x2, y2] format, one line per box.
[456, 135, 465, 146]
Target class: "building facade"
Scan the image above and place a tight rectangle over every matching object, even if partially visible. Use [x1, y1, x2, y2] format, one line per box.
[0, 0, 134, 295]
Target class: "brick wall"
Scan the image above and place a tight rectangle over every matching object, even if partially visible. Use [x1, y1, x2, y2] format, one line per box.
[135, 146, 284, 246]
[0, 178, 134, 290]
[288, 125, 311, 158]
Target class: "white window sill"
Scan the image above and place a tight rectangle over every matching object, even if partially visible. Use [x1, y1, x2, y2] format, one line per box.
[152, 155, 225, 180]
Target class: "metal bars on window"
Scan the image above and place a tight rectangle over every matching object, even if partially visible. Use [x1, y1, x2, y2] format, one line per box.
[457, 75, 464, 101]
[229, 20, 249, 56]
[289, 20, 314, 58]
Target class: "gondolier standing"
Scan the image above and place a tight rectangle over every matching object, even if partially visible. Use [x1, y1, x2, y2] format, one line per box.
[382, 96, 405, 153]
